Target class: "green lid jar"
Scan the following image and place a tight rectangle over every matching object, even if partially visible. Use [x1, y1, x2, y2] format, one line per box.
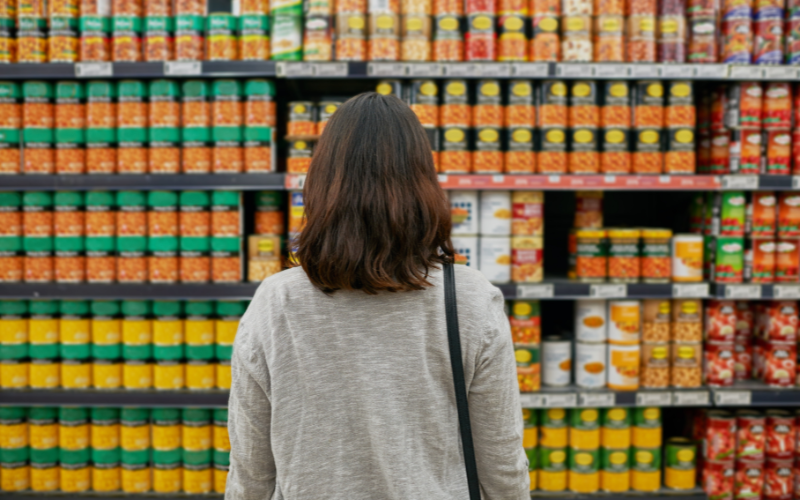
[182, 408, 211, 423]
[183, 448, 212, 465]
[244, 79, 275, 98]
[85, 191, 115, 209]
[117, 190, 146, 208]
[0, 192, 22, 208]
[29, 407, 57, 422]
[216, 300, 245, 317]
[148, 190, 178, 208]
[79, 16, 110, 33]
[152, 448, 181, 464]
[0, 406, 26, 420]
[91, 407, 120, 421]
[59, 300, 90, 359]
[92, 447, 121, 464]
[22, 191, 53, 209]
[59, 406, 89, 423]
[179, 190, 209, 209]
[23, 236, 53, 253]
[1, 446, 29, 463]
[0, 300, 27, 316]
[0, 82, 20, 100]
[54, 191, 84, 209]
[213, 449, 230, 466]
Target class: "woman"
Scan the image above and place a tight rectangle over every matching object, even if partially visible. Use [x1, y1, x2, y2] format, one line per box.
[227, 92, 528, 500]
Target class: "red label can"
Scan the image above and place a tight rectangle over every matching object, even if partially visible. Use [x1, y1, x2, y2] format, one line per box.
[707, 410, 738, 461]
[704, 459, 735, 500]
[711, 85, 728, 130]
[762, 83, 792, 129]
[735, 340, 753, 380]
[731, 129, 762, 175]
[735, 301, 753, 340]
[750, 192, 778, 238]
[764, 342, 796, 388]
[764, 301, 798, 342]
[764, 130, 791, 175]
[738, 410, 766, 461]
[706, 300, 737, 342]
[751, 239, 776, 284]
[775, 240, 800, 282]
[767, 411, 797, 459]
[778, 193, 800, 238]
[726, 82, 762, 127]
[753, 18, 784, 67]
[705, 341, 736, 387]
[792, 129, 800, 175]
[765, 458, 794, 500]
[735, 459, 765, 500]
[710, 129, 731, 174]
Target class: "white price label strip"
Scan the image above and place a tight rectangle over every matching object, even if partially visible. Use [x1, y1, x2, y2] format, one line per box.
[517, 284, 554, 299]
[511, 63, 549, 77]
[774, 285, 800, 299]
[724, 284, 762, 299]
[316, 63, 348, 77]
[730, 66, 763, 80]
[636, 392, 672, 407]
[630, 64, 660, 78]
[557, 64, 594, 77]
[721, 175, 759, 189]
[714, 391, 751, 406]
[695, 64, 728, 78]
[519, 394, 545, 408]
[75, 62, 113, 77]
[661, 64, 694, 78]
[589, 284, 627, 298]
[763, 67, 798, 80]
[368, 63, 406, 76]
[279, 62, 316, 77]
[594, 64, 629, 78]
[544, 393, 578, 408]
[407, 63, 441, 77]
[673, 391, 710, 406]
[673, 283, 710, 298]
[793, 176, 800, 189]
[579, 392, 615, 407]
[443, 63, 476, 77]
[478, 63, 510, 77]
[164, 61, 201, 75]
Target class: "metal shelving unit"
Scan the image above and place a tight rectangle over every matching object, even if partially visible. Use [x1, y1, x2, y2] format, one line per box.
[0, 389, 229, 407]
[0, 174, 285, 191]
[0, 61, 276, 80]
[0, 494, 223, 500]
[0, 283, 260, 300]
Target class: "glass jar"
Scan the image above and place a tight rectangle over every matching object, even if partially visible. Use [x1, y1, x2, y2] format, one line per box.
[641, 228, 672, 283]
[575, 229, 607, 283]
[607, 228, 640, 283]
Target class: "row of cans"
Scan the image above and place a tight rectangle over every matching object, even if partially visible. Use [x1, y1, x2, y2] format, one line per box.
[701, 82, 794, 131]
[697, 129, 798, 175]
[689, 192, 800, 240]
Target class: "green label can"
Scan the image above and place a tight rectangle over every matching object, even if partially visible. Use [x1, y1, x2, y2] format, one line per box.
[664, 438, 697, 490]
[632, 407, 661, 428]
[714, 236, 744, 282]
[601, 448, 630, 472]
[570, 408, 600, 430]
[569, 448, 600, 473]
[601, 408, 630, 428]
[525, 447, 538, 471]
[719, 191, 746, 236]
[539, 447, 568, 472]
[540, 408, 567, 428]
[631, 447, 662, 472]
[270, 14, 302, 60]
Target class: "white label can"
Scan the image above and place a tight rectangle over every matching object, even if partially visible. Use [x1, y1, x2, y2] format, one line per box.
[542, 337, 572, 387]
[451, 236, 479, 268]
[575, 299, 607, 342]
[608, 300, 641, 344]
[479, 191, 511, 236]
[479, 236, 511, 283]
[575, 341, 607, 388]
[450, 190, 480, 235]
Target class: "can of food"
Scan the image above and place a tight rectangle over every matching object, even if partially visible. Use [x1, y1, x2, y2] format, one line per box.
[671, 234, 703, 282]
[607, 342, 640, 390]
[522, 409, 538, 449]
[632, 407, 661, 448]
[706, 300, 737, 342]
[515, 344, 541, 392]
[451, 236, 478, 267]
[575, 299, 607, 342]
[763, 301, 798, 342]
[630, 446, 662, 491]
[600, 447, 630, 492]
[511, 191, 543, 237]
[640, 342, 669, 388]
[726, 82, 762, 128]
[705, 410, 737, 461]
[765, 130, 791, 175]
[575, 341, 607, 388]
[510, 300, 541, 344]
[671, 342, 703, 388]
[601, 408, 631, 448]
[569, 408, 601, 449]
[540, 408, 568, 448]
[736, 410, 765, 461]
[766, 410, 796, 459]
[479, 236, 511, 284]
[538, 447, 568, 491]
[750, 192, 778, 237]
[729, 129, 761, 175]
[479, 191, 511, 236]
[568, 447, 600, 493]
[749, 239, 776, 283]
[764, 341, 796, 387]
[665, 437, 697, 490]
[765, 458, 794, 500]
[642, 300, 670, 342]
[673, 298, 703, 341]
[703, 460, 735, 500]
[449, 190, 479, 236]
[511, 236, 544, 282]
[734, 459, 765, 500]
[542, 336, 571, 387]
[608, 300, 641, 344]
[776, 240, 800, 282]
[734, 340, 753, 381]
[705, 341, 735, 387]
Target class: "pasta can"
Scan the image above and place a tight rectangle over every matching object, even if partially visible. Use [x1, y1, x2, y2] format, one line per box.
[510, 299, 541, 344]
[530, 15, 560, 61]
[664, 128, 695, 174]
[632, 407, 661, 447]
[665, 438, 697, 490]
[737, 410, 766, 461]
[640, 342, 669, 388]
[607, 300, 640, 345]
[631, 447, 662, 491]
[735, 460, 765, 500]
[540, 408, 568, 448]
[432, 15, 463, 62]
[607, 342, 639, 390]
[569, 80, 599, 127]
[764, 458, 794, 500]
[574, 341, 606, 388]
[574, 299, 607, 342]
[705, 341, 735, 386]
[568, 448, 600, 493]
[631, 128, 663, 174]
[473, 128, 502, 173]
[538, 447, 568, 491]
[671, 342, 703, 388]
[764, 130, 791, 175]
[600, 447, 630, 492]
[497, 14, 527, 60]
[633, 81, 664, 128]
[505, 128, 535, 173]
[537, 129, 567, 173]
[541, 336, 571, 387]
[474, 80, 502, 127]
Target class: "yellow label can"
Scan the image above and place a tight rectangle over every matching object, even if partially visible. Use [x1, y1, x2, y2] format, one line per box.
[92, 319, 121, 344]
[602, 427, 631, 448]
[61, 360, 91, 389]
[217, 361, 231, 389]
[540, 426, 568, 448]
[539, 469, 567, 492]
[631, 469, 661, 491]
[29, 319, 58, 344]
[523, 427, 538, 448]
[154, 361, 185, 390]
[569, 470, 600, 493]
[1, 464, 30, 491]
[91, 464, 121, 492]
[30, 464, 59, 491]
[152, 425, 181, 450]
[0, 360, 29, 388]
[0, 319, 28, 343]
[570, 428, 600, 449]
[153, 319, 183, 345]
[214, 425, 230, 451]
[186, 361, 215, 390]
[60, 464, 90, 492]
[665, 466, 695, 490]
[93, 361, 122, 389]
[153, 464, 182, 493]
[60, 423, 90, 450]
[214, 465, 228, 493]
[121, 425, 150, 451]
[182, 424, 211, 451]
[529, 470, 537, 490]
[30, 424, 58, 449]
[601, 470, 630, 492]
[60, 319, 90, 344]
[185, 319, 214, 345]
[122, 464, 151, 492]
[215, 319, 238, 345]
[122, 319, 152, 345]
[91, 424, 120, 450]
[183, 465, 212, 494]
[632, 426, 662, 447]
[0, 423, 28, 448]
[123, 361, 153, 389]
[29, 360, 60, 388]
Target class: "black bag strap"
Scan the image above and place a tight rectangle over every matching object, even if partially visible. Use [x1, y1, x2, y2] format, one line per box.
[443, 262, 482, 500]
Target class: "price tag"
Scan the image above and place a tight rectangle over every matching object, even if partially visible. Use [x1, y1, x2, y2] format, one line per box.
[673, 283, 710, 298]
[724, 284, 762, 299]
[519, 394, 545, 408]
[774, 285, 800, 299]
[763, 67, 797, 80]
[278, 62, 316, 77]
[442, 63, 477, 77]
[730, 65, 764, 80]
[367, 62, 407, 76]
[578, 392, 615, 407]
[477, 63, 511, 77]
[714, 390, 751, 406]
[285, 174, 306, 190]
[543, 393, 578, 408]
[407, 63, 441, 77]
[630, 64, 660, 78]
[636, 392, 672, 407]
[672, 391, 710, 406]
[721, 175, 759, 189]
[517, 284, 554, 299]
[557, 64, 594, 77]
[593, 64, 629, 78]
[589, 284, 627, 298]
[695, 64, 729, 79]
[164, 61, 201, 75]
[316, 63, 348, 77]
[661, 64, 695, 78]
[75, 62, 113, 77]
[792, 176, 800, 189]
[437, 174, 448, 184]
[511, 63, 550, 77]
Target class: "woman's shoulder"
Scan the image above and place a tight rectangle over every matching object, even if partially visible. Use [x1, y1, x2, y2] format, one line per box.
[451, 264, 504, 304]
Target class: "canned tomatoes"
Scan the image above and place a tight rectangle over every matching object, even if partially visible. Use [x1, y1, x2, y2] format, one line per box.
[750, 192, 778, 237]
[703, 460, 735, 500]
[735, 301, 753, 340]
[706, 410, 737, 461]
[737, 410, 766, 461]
[765, 458, 794, 500]
[735, 460, 765, 500]
[764, 342, 796, 387]
[734, 341, 753, 381]
[706, 300, 737, 342]
[705, 341, 736, 387]
[767, 410, 796, 459]
[763, 83, 791, 129]
[764, 301, 798, 342]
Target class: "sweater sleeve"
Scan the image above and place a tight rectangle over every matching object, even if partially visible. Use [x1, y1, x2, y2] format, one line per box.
[225, 306, 276, 500]
[468, 288, 530, 500]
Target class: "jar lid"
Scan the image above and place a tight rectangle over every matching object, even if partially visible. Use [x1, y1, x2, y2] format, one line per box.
[116, 190, 146, 207]
[216, 300, 245, 317]
[148, 235, 178, 252]
[22, 191, 53, 207]
[179, 190, 210, 207]
[85, 190, 115, 207]
[182, 80, 208, 98]
[59, 406, 89, 421]
[575, 229, 607, 238]
[642, 228, 673, 239]
[55, 81, 84, 100]
[91, 407, 120, 421]
[244, 79, 275, 97]
[148, 190, 178, 207]
[152, 300, 182, 317]
[185, 300, 213, 316]
[211, 191, 240, 207]
[60, 300, 89, 316]
[54, 191, 84, 207]
[91, 300, 120, 316]
[29, 300, 58, 315]
[0, 300, 27, 316]
[149, 79, 179, 98]
[121, 300, 151, 316]
[607, 228, 640, 238]
[117, 80, 148, 98]
[121, 407, 150, 422]
[0, 192, 21, 207]
[86, 80, 116, 99]
[211, 79, 241, 97]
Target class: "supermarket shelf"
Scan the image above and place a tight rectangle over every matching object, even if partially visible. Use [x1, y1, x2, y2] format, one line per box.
[529, 490, 706, 499]
[502, 281, 711, 300]
[519, 386, 711, 409]
[711, 381, 800, 407]
[0, 495, 223, 500]
[712, 283, 800, 300]
[0, 389, 229, 407]
[0, 173, 286, 191]
[0, 283, 260, 300]
[0, 61, 276, 80]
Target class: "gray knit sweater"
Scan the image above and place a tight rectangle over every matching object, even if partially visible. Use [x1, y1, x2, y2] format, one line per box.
[225, 265, 530, 500]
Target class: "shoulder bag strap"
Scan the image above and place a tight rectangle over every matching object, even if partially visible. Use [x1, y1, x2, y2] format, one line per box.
[443, 262, 482, 500]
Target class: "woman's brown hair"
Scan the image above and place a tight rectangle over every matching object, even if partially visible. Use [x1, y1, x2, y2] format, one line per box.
[295, 92, 454, 294]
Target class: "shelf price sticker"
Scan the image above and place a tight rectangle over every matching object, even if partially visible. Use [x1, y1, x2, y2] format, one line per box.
[519, 394, 545, 408]
[714, 390, 751, 406]
[763, 67, 798, 80]
[511, 63, 550, 77]
[164, 61, 202, 75]
[316, 63, 349, 77]
[730, 65, 764, 80]
[407, 63, 442, 77]
[661, 64, 695, 78]
[442, 63, 477, 77]
[75, 62, 113, 77]
[630, 64, 661, 78]
[285, 174, 306, 190]
[578, 392, 615, 408]
[556, 64, 595, 78]
[367, 62, 407, 77]
[543, 393, 578, 408]
[721, 175, 759, 189]
[278, 62, 316, 77]
[636, 391, 672, 407]
[517, 284, 554, 299]
[589, 284, 627, 298]
[695, 64, 729, 79]
[724, 284, 762, 299]
[774, 285, 800, 299]
[594, 64, 629, 78]
[792, 176, 800, 189]
[477, 63, 511, 77]
[672, 391, 710, 406]
[673, 283, 710, 298]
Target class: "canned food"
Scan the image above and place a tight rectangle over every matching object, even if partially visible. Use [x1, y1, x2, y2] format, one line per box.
[575, 299, 607, 342]
[737, 410, 766, 461]
[664, 438, 697, 490]
[509, 300, 541, 344]
[671, 342, 703, 388]
[607, 342, 640, 390]
[542, 336, 571, 387]
[575, 341, 607, 388]
[764, 458, 793, 500]
[704, 460, 735, 500]
[600, 447, 630, 492]
[706, 300, 737, 342]
[568, 448, 600, 493]
[706, 410, 737, 461]
[538, 447, 568, 491]
[608, 300, 641, 344]
[672, 234, 703, 282]
[569, 408, 601, 449]
[735, 459, 765, 500]
[642, 300, 670, 342]
[630, 447, 661, 491]
[601, 408, 631, 448]
[734, 340, 753, 381]
[640, 342, 669, 388]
